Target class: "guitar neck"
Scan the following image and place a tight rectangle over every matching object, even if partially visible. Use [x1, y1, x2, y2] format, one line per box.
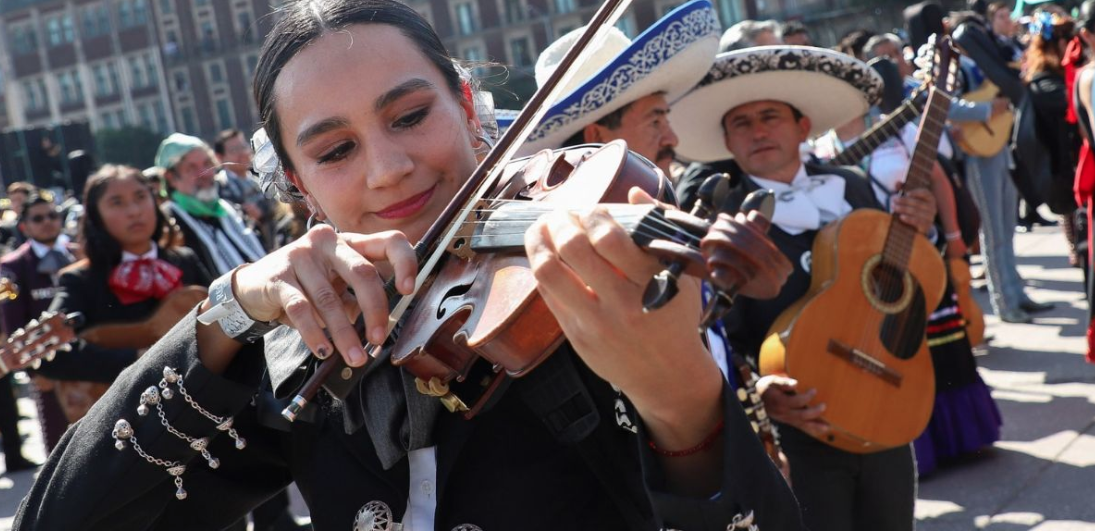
[730, 353, 783, 464]
[882, 86, 953, 271]
[830, 96, 924, 167]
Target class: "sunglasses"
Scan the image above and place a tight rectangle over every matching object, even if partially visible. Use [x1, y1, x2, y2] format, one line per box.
[27, 212, 60, 224]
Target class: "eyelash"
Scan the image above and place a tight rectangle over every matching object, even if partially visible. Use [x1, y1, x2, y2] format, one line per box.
[317, 142, 353, 165]
[394, 107, 430, 129]
[314, 107, 430, 165]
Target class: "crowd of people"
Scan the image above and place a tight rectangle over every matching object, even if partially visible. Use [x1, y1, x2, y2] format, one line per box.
[0, 0, 1089, 529]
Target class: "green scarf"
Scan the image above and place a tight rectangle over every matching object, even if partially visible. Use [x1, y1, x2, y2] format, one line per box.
[171, 190, 227, 218]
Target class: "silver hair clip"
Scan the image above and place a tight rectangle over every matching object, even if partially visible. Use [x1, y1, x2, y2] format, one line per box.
[250, 128, 302, 203]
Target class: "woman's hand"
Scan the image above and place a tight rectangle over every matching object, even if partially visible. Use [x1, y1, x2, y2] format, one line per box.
[525, 187, 725, 495]
[228, 224, 418, 367]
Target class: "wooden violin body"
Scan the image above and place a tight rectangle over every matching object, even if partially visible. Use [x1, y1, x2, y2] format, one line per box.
[391, 142, 669, 415]
[759, 210, 944, 453]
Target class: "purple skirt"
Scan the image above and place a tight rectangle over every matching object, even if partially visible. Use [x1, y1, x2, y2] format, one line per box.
[913, 376, 1002, 477]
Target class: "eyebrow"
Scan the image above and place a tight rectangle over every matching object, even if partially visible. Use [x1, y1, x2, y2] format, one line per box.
[296, 117, 352, 148]
[374, 78, 435, 113]
[294, 78, 436, 148]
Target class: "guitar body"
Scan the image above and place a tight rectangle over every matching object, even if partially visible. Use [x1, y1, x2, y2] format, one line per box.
[955, 80, 1013, 157]
[759, 210, 945, 453]
[55, 286, 208, 423]
[948, 258, 985, 346]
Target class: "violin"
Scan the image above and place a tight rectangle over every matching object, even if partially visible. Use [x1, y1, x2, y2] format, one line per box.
[277, 0, 781, 420]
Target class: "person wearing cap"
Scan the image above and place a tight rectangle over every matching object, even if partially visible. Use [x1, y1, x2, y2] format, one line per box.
[155, 133, 266, 277]
[673, 46, 938, 531]
[502, 0, 720, 180]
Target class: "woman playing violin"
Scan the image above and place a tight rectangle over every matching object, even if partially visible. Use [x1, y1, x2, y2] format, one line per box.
[16, 1, 798, 529]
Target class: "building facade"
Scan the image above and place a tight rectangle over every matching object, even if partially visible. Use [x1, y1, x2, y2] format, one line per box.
[0, 0, 276, 142]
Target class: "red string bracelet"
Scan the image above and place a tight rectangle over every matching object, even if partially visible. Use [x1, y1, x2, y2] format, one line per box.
[647, 418, 725, 457]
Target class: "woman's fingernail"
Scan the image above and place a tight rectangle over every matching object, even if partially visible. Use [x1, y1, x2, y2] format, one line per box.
[348, 346, 365, 366]
[315, 345, 330, 359]
[370, 326, 387, 345]
[403, 278, 415, 293]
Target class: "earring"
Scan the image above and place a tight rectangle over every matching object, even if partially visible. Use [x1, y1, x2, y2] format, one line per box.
[473, 130, 494, 158]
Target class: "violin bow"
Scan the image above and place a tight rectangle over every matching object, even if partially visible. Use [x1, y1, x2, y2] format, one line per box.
[284, 0, 639, 421]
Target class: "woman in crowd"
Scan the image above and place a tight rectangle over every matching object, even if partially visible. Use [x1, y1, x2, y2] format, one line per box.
[33, 165, 211, 423]
[15, 1, 801, 530]
[1024, 13, 1083, 264]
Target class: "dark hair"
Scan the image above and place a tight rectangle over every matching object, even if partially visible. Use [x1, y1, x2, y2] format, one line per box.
[986, 2, 1011, 23]
[213, 128, 243, 156]
[781, 20, 808, 37]
[253, 0, 464, 178]
[80, 164, 176, 270]
[837, 29, 876, 60]
[18, 195, 55, 224]
[1024, 15, 1075, 81]
[560, 101, 637, 148]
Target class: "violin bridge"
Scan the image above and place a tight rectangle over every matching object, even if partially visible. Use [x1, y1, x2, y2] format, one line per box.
[447, 199, 491, 260]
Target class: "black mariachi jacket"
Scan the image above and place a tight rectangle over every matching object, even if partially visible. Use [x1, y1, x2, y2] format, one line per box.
[676, 160, 883, 362]
[33, 246, 211, 383]
[15, 308, 805, 531]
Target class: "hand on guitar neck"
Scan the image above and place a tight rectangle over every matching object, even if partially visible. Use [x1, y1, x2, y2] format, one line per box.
[891, 187, 938, 236]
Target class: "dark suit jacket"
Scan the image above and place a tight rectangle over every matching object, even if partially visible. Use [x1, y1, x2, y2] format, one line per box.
[34, 246, 211, 383]
[15, 307, 805, 530]
[0, 241, 63, 337]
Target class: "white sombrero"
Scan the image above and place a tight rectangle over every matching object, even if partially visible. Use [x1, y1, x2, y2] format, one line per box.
[499, 0, 720, 154]
[673, 45, 884, 163]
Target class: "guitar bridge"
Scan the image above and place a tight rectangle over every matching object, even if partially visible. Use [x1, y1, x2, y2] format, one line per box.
[826, 339, 903, 387]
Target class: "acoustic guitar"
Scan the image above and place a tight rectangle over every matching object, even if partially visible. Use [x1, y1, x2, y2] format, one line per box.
[759, 38, 955, 454]
[954, 78, 1013, 157]
[11, 286, 208, 423]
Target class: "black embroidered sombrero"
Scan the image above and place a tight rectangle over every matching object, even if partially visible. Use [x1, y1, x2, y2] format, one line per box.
[673, 46, 883, 162]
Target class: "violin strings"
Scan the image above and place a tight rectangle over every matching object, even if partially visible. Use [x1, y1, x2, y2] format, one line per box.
[460, 208, 706, 245]
[460, 212, 705, 245]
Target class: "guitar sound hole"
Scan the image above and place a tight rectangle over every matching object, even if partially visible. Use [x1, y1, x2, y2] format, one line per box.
[870, 263, 905, 304]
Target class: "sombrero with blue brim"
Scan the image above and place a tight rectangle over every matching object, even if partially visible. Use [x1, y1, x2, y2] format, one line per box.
[498, 0, 720, 154]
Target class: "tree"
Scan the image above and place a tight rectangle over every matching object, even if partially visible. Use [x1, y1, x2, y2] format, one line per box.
[95, 127, 166, 169]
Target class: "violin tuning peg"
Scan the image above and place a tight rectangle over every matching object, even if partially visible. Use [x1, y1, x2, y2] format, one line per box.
[642, 269, 680, 312]
[699, 291, 735, 330]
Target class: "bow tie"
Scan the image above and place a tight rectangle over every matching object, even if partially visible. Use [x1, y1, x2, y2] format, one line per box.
[37, 249, 72, 275]
[108, 258, 183, 304]
[751, 174, 852, 236]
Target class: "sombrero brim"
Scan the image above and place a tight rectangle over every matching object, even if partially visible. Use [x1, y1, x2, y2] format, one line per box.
[673, 46, 883, 163]
[511, 0, 719, 154]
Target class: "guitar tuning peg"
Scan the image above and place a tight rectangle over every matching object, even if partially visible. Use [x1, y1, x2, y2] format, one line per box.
[31, 359, 41, 370]
[45, 351, 56, 362]
[27, 319, 38, 328]
[58, 343, 73, 352]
